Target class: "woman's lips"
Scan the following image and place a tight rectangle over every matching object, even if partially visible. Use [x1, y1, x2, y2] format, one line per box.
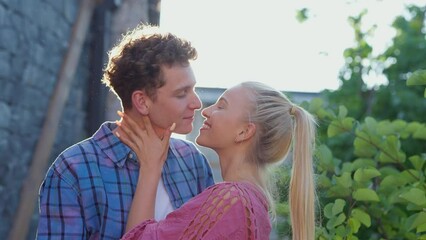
[200, 121, 211, 130]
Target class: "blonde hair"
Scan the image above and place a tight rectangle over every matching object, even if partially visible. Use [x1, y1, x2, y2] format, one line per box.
[241, 82, 316, 240]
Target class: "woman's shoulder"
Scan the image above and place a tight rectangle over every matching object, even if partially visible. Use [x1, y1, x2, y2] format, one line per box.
[204, 182, 268, 206]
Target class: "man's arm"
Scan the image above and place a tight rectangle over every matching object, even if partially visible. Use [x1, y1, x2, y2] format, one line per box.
[37, 168, 86, 239]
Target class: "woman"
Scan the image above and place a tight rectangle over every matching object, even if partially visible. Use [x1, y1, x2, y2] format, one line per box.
[116, 82, 317, 240]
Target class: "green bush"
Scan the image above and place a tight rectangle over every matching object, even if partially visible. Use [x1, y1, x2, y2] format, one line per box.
[275, 70, 426, 239]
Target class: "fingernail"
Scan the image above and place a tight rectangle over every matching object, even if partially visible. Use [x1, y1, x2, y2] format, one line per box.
[116, 132, 121, 138]
[115, 120, 122, 126]
[170, 123, 176, 131]
[117, 111, 124, 117]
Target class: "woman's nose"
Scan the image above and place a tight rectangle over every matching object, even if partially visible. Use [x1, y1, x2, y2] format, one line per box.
[201, 105, 212, 118]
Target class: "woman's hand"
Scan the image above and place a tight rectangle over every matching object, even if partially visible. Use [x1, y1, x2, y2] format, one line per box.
[115, 111, 175, 174]
[115, 111, 176, 231]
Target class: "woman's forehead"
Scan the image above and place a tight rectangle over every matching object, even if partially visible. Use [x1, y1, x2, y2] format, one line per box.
[222, 85, 252, 106]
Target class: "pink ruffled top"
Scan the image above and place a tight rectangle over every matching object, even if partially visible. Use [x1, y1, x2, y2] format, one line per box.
[121, 182, 271, 240]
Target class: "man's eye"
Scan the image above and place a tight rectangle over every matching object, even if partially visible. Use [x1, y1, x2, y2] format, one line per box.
[177, 90, 188, 98]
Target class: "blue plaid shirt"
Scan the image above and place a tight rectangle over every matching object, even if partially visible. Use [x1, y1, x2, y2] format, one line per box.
[37, 122, 214, 239]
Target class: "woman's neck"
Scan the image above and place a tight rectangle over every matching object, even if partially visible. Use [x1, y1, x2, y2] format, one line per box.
[218, 151, 263, 188]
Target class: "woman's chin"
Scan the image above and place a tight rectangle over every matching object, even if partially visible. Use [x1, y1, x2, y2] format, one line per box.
[195, 136, 208, 147]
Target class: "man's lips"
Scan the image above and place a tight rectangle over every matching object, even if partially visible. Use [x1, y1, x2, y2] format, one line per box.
[183, 115, 194, 120]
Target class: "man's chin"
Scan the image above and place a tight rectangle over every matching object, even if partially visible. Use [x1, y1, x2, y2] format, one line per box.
[174, 126, 192, 135]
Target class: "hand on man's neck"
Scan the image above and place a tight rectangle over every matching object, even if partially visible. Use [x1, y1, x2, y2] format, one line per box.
[123, 109, 166, 139]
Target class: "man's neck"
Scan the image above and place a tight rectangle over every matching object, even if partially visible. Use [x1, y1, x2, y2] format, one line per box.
[123, 109, 165, 139]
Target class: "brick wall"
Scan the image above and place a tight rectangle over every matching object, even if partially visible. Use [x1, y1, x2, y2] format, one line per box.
[0, 0, 89, 238]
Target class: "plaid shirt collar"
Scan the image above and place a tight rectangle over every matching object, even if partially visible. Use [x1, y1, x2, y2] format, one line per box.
[92, 122, 138, 167]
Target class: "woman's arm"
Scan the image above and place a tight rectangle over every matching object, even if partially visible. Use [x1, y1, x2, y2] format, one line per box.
[125, 167, 161, 232]
[116, 112, 174, 232]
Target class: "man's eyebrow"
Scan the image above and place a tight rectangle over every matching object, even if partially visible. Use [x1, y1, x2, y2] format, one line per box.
[173, 85, 192, 94]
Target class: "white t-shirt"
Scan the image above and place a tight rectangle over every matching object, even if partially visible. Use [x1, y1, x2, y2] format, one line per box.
[154, 178, 174, 221]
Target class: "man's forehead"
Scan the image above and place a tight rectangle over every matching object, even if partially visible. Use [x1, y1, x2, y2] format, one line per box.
[160, 66, 196, 89]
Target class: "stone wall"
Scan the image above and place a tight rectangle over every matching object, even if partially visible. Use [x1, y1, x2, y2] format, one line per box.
[0, 0, 88, 238]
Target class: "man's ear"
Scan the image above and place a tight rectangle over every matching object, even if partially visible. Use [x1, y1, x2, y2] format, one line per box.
[131, 90, 150, 115]
[235, 123, 256, 143]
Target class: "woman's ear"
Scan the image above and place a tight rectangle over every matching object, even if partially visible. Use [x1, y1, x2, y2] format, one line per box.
[131, 90, 150, 115]
[235, 123, 256, 143]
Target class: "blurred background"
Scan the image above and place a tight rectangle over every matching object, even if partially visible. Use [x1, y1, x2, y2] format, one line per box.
[0, 0, 425, 239]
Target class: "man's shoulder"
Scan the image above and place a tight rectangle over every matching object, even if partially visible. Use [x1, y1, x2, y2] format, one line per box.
[168, 138, 207, 163]
[170, 137, 199, 152]
[49, 137, 101, 174]
[58, 137, 98, 159]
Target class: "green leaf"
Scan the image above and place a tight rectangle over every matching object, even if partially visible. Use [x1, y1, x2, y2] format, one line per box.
[317, 108, 333, 119]
[327, 185, 352, 198]
[296, 8, 309, 22]
[317, 173, 332, 188]
[376, 120, 393, 136]
[400, 169, 421, 184]
[352, 188, 380, 202]
[338, 105, 348, 119]
[409, 212, 426, 231]
[354, 136, 377, 158]
[347, 235, 359, 240]
[380, 174, 407, 190]
[351, 208, 371, 227]
[342, 117, 355, 130]
[407, 69, 426, 86]
[378, 151, 406, 164]
[342, 162, 354, 173]
[417, 222, 426, 233]
[348, 218, 361, 233]
[364, 117, 378, 133]
[335, 225, 347, 236]
[276, 202, 289, 216]
[334, 213, 346, 227]
[391, 120, 407, 132]
[399, 188, 426, 206]
[324, 203, 333, 219]
[309, 98, 324, 113]
[409, 155, 425, 171]
[332, 199, 346, 216]
[353, 168, 381, 182]
[405, 122, 423, 135]
[316, 145, 334, 172]
[378, 135, 406, 163]
[335, 172, 353, 188]
[351, 158, 376, 169]
[379, 166, 400, 176]
[413, 125, 426, 140]
[328, 120, 346, 137]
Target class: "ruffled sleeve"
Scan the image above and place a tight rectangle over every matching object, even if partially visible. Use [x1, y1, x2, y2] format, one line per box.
[121, 219, 157, 240]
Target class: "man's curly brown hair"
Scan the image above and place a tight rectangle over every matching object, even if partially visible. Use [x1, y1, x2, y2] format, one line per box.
[102, 25, 198, 110]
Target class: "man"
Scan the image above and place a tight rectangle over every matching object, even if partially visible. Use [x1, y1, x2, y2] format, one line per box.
[37, 25, 214, 239]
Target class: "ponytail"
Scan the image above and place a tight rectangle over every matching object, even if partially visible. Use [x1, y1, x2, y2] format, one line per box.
[289, 106, 316, 240]
[239, 82, 317, 239]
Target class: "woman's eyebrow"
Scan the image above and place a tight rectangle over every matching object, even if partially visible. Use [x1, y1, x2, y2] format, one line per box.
[217, 97, 228, 104]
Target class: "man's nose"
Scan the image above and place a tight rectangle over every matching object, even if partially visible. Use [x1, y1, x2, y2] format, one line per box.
[190, 92, 202, 110]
